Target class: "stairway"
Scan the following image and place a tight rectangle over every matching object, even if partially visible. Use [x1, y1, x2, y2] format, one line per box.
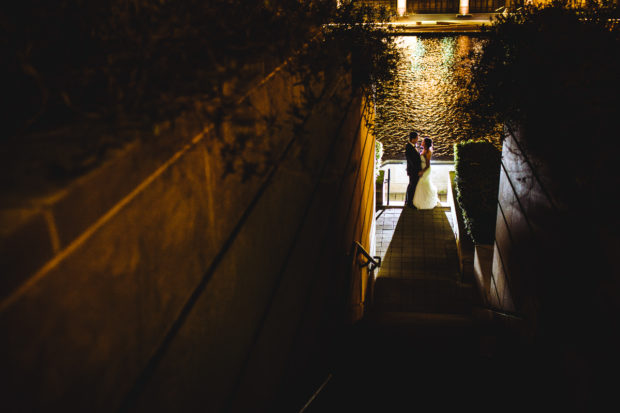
[302, 308, 536, 412]
[300, 208, 549, 412]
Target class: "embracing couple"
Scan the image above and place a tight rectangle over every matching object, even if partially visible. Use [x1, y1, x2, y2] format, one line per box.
[404, 131, 439, 210]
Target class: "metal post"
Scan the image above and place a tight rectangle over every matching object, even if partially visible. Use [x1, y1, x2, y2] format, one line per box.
[386, 168, 391, 206]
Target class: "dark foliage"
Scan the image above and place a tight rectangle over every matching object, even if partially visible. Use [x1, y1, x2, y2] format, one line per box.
[459, 4, 620, 406]
[462, 0, 620, 203]
[1, 0, 319, 137]
[1, 0, 398, 140]
[285, 1, 399, 111]
[454, 140, 501, 244]
[0, 1, 400, 198]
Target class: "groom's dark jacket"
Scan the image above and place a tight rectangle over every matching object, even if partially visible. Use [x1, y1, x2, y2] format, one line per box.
[405, 142, 421, 176]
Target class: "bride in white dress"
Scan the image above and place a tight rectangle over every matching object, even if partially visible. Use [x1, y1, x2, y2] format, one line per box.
[413, 137, 439, 209]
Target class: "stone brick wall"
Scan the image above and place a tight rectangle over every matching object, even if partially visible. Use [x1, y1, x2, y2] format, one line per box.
[0, 61, 376, 411]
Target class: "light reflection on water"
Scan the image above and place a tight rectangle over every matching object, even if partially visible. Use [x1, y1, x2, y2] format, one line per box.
[375, 35, 499, 160]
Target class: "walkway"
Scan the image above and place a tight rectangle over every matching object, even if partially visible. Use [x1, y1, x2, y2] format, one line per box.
[373, 207, 471, 314]
[390, 13, 498, 34]
[304, 206, 534, 412]
[375, 204, 453, 260]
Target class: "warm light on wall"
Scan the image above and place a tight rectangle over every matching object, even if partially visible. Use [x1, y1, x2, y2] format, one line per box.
[459, 0, 469, 15]
[397, 0, 406, 17]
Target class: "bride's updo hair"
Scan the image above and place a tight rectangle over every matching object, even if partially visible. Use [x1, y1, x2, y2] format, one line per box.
[423, 137, 433, 149]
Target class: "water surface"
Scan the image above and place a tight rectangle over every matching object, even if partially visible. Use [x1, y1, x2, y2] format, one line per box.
[375, 35, 499, 160]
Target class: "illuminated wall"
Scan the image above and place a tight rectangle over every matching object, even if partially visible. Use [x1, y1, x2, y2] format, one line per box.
[0, 59, 376, 411]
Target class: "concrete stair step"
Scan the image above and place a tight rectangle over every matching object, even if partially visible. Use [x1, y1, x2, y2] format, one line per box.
[358, 311, 480, 354]
[302, 312, 517, 413]
[372, 278, 475, 314]
[364, 310, 474, 329]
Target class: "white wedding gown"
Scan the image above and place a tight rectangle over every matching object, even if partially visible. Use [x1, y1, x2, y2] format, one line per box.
[413, 154, 439, 209]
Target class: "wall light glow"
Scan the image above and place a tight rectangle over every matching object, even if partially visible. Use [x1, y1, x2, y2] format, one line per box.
[397, 0, 406, 17]
[459, 0, 469, 15]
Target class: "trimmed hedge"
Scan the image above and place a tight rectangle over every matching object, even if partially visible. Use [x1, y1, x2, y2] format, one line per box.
[376, 169, 385, 184]
[463, 3, 620, 208]
[454, 140, 501, 245]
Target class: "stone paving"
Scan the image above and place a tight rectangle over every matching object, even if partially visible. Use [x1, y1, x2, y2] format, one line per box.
[375, 199, 452, 261]
[306, 206, 495, 412]
[375, 208, 401, 261]
[372, 206, 472, 314]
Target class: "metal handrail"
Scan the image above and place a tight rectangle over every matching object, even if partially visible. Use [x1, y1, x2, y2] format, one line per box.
[386, 168, 390, 206]
[475, 305, 524, 321]
[352, 241, 381, 272]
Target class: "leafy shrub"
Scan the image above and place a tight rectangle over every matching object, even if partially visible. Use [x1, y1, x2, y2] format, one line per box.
[462, 1, 620, 204]
[0, 1, 400, 193]
[455, 3, 620, 391]
[1, 0, 399, 140]
[454, 140, 501, 244]
[376, 169, 385, 184]
[375, 140, 383, 178]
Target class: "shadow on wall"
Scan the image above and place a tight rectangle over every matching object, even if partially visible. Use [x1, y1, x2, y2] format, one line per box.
[489, 126, 620, 410]
[0, 58, 378, 412]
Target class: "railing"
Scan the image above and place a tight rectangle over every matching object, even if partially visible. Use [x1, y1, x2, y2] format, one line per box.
[386, 168, 391, 207]
[298, 374, 333, 413]
[352, 241, 381, 272]
[375, 167, 390, 213]
[475, 304, 523, 321]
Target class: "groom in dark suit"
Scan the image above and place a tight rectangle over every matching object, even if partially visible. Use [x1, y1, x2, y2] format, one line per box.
[405, 131, 422, 208]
